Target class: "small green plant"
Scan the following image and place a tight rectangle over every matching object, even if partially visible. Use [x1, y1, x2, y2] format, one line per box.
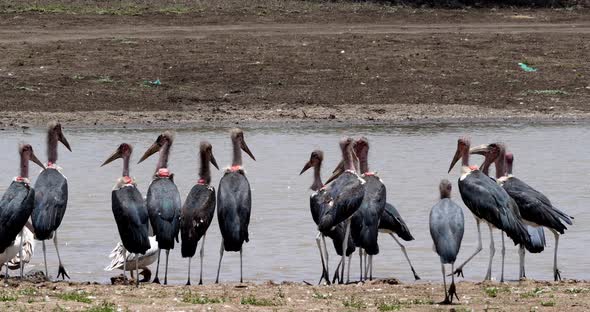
[97, 76, 114, 84]
[565, 287, 589, 294]
[241, 295, 275, 306]
[541, 300, 556, 307]
[521, 287, 545, 298]
[405, 298, 434, 305]
[485, 286, 499, 298]
[19, 287, 38, 296]
[83, 302, 116, 312]
[71, 74, 85, 80]
[182, 294, 223, 304]
[0, 294, 17, 302]
[58, 291, 92, 303]
[312, 290, 331, 299]
[377, 302, 402, 311]
[342, 296, 366, 309]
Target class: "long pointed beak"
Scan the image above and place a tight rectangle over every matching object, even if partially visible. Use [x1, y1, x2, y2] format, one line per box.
[325, 162, 345, 184]
[469, 144, 490, 156]
[299, 160, 312, 175]
[138, 142, 160, 164]
[101, 149, 122, 167]
[241, 140, 256, 161]
[210, 153, 219, 170]
[448, 148, 461, 173]
[59, 134, 72, 152]
[30, 152, 45, 170]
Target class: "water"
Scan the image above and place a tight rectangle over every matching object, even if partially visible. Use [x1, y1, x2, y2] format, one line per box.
[0, 123, 588, 284]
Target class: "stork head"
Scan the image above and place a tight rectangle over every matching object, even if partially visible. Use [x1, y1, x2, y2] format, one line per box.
[448, 137, 471, 173]
[138, 131, 174, 164]
[231, 128, 255, 161]
[469, 142, 506, 174]
[439, 179, 452, 199]
[48, 121, 72, 152]
[200, 141, 219, 170]
[353, 137, 369, 160]
[300, 150, 323, 175]
[20, 144, 45, 169]
[505, 152, 514, 175]
[101, 143, 132, 167]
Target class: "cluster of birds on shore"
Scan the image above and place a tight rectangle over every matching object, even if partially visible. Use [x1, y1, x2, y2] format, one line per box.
[0, 123, 574, 303]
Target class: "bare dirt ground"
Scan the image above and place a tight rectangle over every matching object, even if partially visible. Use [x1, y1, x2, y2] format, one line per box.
[1, 278, 590, 311]
[0, 2, 589, 128]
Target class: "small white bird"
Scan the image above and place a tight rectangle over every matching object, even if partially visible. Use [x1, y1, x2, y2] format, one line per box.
[0, 225, 36, 276]
[105, 236, 159, 282]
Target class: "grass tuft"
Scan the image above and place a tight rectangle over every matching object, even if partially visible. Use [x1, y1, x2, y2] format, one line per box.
[182, 294, 224, 304]
[485, 287, 499, 298]
[342, 296, 366, 309]
[241, 295, 276, 306]
[0, 294, 17, 302]
[83, 302, 116, 312]
[58, 291, 92, 304]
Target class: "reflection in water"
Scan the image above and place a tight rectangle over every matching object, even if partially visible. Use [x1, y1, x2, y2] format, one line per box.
[0, 123, 587, 284]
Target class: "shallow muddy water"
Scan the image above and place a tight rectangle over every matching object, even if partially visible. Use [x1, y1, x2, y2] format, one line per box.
[0, 123, 587, 284]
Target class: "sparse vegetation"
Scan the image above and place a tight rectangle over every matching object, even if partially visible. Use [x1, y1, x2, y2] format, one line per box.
[485, 287, 499, 298]
[0, 293, 17, 302]
[565, 287, 590, 294]
[97, 76, 114, 84]
[58, 290, 93, 304]
[541, 299, 556, 307]
[343, 296, 366, 309]
[182, 293, 224, 304]
[83, 302, 116, 312]
[521, 287, 546, 299]
[377, 302, 402, 311]
[241, 295, 276, 306]
[312, 290, 331, 299]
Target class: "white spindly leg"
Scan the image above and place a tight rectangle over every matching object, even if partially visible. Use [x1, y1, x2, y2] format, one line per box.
[340, 219, 351, 284]
[42, 241, 48, 279]
[519, 245, 526, 279]
[240, 247, 243, 284]
[441, 263, 448, 303]
[346, 254, 351, 284]
[391, 234, 420, 280]
[18, 229, 24, 278]
[199, 234, 206, 285]
[54, 232, 69, 279]
[369, 255, 373, 280]
[122, 246, 127, 280]
[164, 249, 170, 285]
[215, 240, 224, 284]
[153, 249, 161, 284]
[452, 218, 482, 277]
[484, 224, 495, 281]
[315, 233, 328, 284]
[552, 230, 561, 281]
[135, 254, 140, 287]
[501, 232, 505, 282]
[359, 248, 363, 282]
[186, 257, 192, 286]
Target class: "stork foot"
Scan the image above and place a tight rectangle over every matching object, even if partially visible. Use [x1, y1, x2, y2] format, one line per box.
[199, 279, 203, 285]
[152, 277, 161, 284]
[139, 269, 152, 283]
[412, 269, 421, 280]
[448, 282, 459, 303]
[186, 280, 191, 286]
[554, 269, 562, 282]
[449, 268, 464, 278]
[57, 265, 70, 280]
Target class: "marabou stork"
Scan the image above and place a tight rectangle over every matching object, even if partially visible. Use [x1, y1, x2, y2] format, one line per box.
[430, 179, 464, 304]
[300, 150, 356, 285]
[318, 137, 365, 284]
[349, 137, 385, 282]
[0, 144, 44, 280]
[181, 141, 219, 285]
[471, 143, 573, 281]
[448, 137, 532, 281]
[138, 132, 181, 285]
[104, 236, 159, 283]
[378, 203, 421, 280]
[102, 143, 151, 287]
[216, 128, 256, 284]
[33, 122, 72, 280]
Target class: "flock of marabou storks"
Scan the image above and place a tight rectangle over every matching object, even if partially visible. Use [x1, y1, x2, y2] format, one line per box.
[0, 124, 574, 304]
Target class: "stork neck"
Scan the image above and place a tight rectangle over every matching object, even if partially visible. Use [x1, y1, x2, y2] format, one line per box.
[20, 153, 30, 178]
[48, 132, 58, 163]
[156, 142, 170, 170]
[232, 139, 242, 167]
[481, 158, 492, 176]
[199, 150, 211, 185]
[440, 188, 451, 199]
[122, 154, 130, 177]
[342, 146, 355, 172]
[506, 157, 513, 175]
[358, 153, 369, 174]
[311, 164, 323, 191]
[495, 152, 507, 179]
[461, 146, 470, 168]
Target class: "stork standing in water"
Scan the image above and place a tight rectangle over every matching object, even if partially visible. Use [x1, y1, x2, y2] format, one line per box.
[471, 143, 573, 281]
[33, 122, 72, 280]
[300, 150, 356, 285]
[448, 137, 532, 280]
[318, 137, 365, 283]
[138, 132, 181, 285]
[348, 137, 385, 282]
[430, 179, 464, 304]
[378, 203, 421, 280]
[102, 143, 151, 287]
[181, 141, 219, 285]
[216, 129, 256, 284]
[0, 144, 44, 280]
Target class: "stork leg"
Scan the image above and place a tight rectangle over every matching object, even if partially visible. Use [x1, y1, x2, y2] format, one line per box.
[135, 254, 140, 288]
[315, 232, 329, 285]
[164, 249, 170, 285]
[152, 249, 161, 284]
[186, 257, 192, 286]
[4, 262, 8, 282]
[340, 219, 351, 284]
[440, 263, 449, 304]
[552, 230, 561, 281]
[215, 240, 224, 284]
[240, 247, 243, 284]
[501, 232, 506, 283]
[346, 254, 352, 284]
[54, 232, 70, 280]
[364, 252, 369, 278]
[452, 219, 482, 277]
[122, 247, 127, 280]
[519, 245, 526, 279]
[484, 224, 495, 281]
[449, 263, 458, 303]
[321, 235, 330, 281]
[18, 229, 24, 278]
[199, 234, 206, 285]
[42, 241, 48, 280]
[369, 255, 373, 281]
[332, 259, 342, 284]
[359, 248, 363, 282]
[390, 234, 420, 280]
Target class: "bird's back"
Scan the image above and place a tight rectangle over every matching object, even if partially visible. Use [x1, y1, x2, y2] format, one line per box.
[351, 175, 385, 255]
[181, 184, 216, 258]
[0, 181, 35, 253]
[502, 176, 572, 234]
[458, 171, 531, 247]
[429, 198, 464, 264]
[146, 178, 181, 249]
[112, 186, 150, 255]
[378, 202, 415, 241]
[318, 172, 364, 232]
[32, 168, 68, 240]
[217, 171, 251, 252]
